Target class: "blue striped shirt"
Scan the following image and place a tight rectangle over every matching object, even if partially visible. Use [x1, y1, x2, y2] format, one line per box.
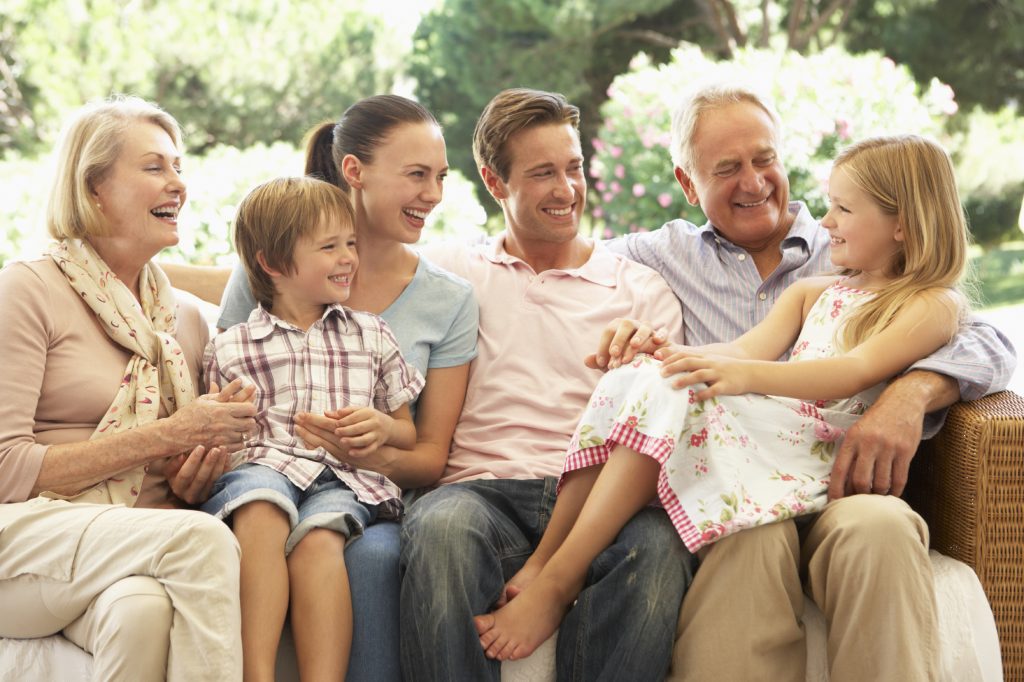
[606, 202, 1017, 438]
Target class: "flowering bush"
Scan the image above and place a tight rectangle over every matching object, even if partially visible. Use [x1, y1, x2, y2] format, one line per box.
[588, 44, 957, 236]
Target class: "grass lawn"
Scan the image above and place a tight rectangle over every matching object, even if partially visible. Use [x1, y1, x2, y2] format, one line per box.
[973, 241, 1024, 310]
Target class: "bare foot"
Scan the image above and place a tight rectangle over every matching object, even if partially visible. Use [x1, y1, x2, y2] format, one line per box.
[473, 575, 577, 661]
[497, 559, 545, 607]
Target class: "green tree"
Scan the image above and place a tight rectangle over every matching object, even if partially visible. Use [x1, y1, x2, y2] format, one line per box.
[410, 0, 700, 212]
[2, 0, 398, 156]
[844, 0, 1024, 113]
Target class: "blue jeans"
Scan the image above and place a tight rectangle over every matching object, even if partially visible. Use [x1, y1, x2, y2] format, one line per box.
[399, 478, 695, 681]
[347, 521, 401, 682]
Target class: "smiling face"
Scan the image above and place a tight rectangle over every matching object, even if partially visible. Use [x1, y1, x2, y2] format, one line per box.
[821, 166, 903, 284]
[346, 122, 447, 244]
[675, 101, 792, 252]
[485, 122, 585, 247]
[91, 121, 185, 259]
[273, 212, 359, 320]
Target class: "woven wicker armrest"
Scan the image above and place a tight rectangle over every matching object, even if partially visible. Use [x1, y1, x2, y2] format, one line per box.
[904, 390, 1024, 682]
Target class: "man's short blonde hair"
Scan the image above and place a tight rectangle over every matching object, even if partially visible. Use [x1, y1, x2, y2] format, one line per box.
[46, 95, 182, 240]
[234, 176, 356, 310]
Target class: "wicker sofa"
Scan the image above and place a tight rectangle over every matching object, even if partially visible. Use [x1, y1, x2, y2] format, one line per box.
[903, 389, 1024, 681]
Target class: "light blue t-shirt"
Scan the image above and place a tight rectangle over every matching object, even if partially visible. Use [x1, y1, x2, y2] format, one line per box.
[217, 257, 479, 409]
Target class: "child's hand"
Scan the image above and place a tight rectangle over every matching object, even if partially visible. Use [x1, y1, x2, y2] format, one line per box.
[658, 353, 753, 399]
[165, 444, 230, 505]
[331, 406, 395, 457]
[205, 378, 257, 404]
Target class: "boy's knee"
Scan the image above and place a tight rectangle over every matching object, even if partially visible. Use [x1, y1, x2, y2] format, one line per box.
[290, 527, 347, 564]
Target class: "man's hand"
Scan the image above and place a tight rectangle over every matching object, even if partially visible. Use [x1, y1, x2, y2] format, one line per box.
[828, 371, 958, 500]
[584, 318, 670, 370]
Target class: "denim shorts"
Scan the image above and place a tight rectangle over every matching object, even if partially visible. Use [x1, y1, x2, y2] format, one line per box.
[201, 463, 379, 554]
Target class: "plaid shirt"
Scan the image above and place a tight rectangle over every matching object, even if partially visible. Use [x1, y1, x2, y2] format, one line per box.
[203, 304, 424, 518]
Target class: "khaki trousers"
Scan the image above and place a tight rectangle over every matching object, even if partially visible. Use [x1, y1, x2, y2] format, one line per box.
[670, 495, 938, 682]
[0, 501, 242, 682]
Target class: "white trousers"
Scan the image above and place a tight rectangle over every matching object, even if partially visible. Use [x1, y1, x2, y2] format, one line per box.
[0, 500, 242, 682]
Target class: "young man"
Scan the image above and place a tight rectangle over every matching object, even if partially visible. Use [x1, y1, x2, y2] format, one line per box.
[399, 89, 691, 681]
[203, 176, 423, 680]
[597, 82, 1016, 682]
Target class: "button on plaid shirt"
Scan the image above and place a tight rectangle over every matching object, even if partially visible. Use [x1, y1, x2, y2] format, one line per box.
[203, 304, 424, 518]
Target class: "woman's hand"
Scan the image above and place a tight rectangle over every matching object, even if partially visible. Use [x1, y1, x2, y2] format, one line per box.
[168, 378, 257, 453]
[164, 444, 229, 505]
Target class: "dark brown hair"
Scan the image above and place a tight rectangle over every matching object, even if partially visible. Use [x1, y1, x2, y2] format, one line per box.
[304, 95, 439, 191]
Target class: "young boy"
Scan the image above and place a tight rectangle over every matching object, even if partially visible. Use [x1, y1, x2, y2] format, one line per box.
[202, 176, 424, 680]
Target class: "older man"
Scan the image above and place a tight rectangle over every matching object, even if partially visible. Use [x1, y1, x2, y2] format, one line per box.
[597, 82, 1015, 682]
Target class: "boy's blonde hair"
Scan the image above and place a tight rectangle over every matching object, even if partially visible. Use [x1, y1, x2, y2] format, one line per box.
[47, 95, 182, 240]
[832, 134, 971, 351]
[234, 176, 356, 310]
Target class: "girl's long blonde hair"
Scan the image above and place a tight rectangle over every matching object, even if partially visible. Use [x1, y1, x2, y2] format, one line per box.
[833, 135, 971, 351]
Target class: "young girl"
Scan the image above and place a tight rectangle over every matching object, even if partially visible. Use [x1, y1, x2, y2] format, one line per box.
[473, 134, 971, 661]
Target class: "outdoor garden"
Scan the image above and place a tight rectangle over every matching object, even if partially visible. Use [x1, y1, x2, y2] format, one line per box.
[2, 0, 1022, 338]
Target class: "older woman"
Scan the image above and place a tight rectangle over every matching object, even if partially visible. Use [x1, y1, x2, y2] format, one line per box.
[0, 96, 256, 681]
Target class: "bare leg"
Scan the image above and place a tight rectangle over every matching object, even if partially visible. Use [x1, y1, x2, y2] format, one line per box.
[475, 446, 661, 660]
[233, 502, 291, 682]
[494, 465, 604, 609]
[289, 528, 351, 682]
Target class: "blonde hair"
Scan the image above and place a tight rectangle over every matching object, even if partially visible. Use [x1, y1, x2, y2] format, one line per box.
[670, 82, 781, 173]
[832, 134, 971, 351]
[472, 89, 580, 187]
[234, 176, 356, 310]
[46, 95, 182, 240]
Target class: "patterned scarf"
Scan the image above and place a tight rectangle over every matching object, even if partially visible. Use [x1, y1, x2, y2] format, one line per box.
[42, 239, 195, 506]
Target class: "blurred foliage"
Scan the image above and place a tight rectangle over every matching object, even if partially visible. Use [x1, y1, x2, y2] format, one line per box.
[409, 0, 699, 212]
[843, 0, 1024, 114]
[0, 0, 398, 157]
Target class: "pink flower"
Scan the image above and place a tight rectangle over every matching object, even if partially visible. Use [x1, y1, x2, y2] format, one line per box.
[835, 117, 853, 141]
[592, 139, 606, 153]
[602, 192, 613, 203]
[624, 415, 639, 429]
[610, 181, 621, 193]
[657, 193, 672, 208]
[593, 207, 605, 219]
[690, 434, 702, 447]
[602, 227, 613, 239]
[632, 183, 646, 197]
[614, 164, 625, 179]
[595, 181, 607, 192]
[610, 145, 622, 158]
[814, 420, 844, 443]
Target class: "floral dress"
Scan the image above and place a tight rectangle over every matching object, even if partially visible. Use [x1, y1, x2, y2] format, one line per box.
[563, 282, 883, 552]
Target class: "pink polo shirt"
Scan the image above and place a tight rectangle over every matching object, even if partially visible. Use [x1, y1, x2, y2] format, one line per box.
[423, 235, 683, 484]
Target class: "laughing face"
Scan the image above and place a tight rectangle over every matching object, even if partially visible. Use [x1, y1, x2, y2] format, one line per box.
[274, 212, 358, 320]
[486, 122, 585, 247]
[675, 101, 792, 253]
[91, 121, 185, 259]
[821, 166, 903, 285]
[350, 121, 448, 244]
